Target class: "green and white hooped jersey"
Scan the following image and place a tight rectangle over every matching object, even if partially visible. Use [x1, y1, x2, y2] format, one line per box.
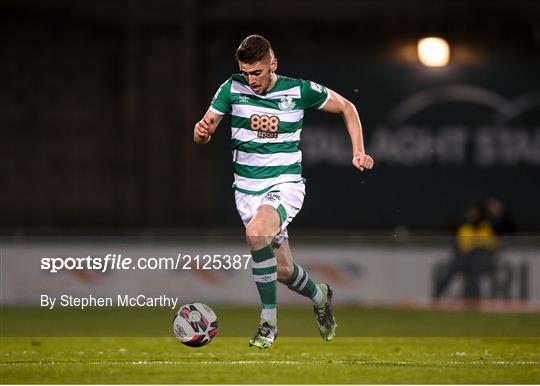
[209, 74, 330, 195]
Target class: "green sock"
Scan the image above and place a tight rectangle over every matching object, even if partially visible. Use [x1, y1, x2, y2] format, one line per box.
[286, 263, 324, 306]
[251, 244, 277, 320]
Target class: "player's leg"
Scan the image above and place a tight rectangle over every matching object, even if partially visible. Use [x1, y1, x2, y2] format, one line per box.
[275, 240, 325, 306]
[245, 204, 280, 349]
[274, 239, 337, 341]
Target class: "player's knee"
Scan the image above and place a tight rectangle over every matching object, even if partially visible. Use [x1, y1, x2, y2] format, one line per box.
[277, 263, 293, 283]
[245, 222, 264, 239]
[245, 223, 271, 249]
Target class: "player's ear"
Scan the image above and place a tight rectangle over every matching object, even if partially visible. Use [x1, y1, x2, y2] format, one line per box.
[270, 57, 278, 73]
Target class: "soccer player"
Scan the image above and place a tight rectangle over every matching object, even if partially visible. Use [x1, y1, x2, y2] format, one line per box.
[194, 35, 374, 349]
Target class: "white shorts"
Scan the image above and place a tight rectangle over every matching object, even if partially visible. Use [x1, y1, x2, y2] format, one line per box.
[235, 182, 306, 245]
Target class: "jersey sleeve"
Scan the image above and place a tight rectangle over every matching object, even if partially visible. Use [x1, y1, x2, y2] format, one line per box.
[299, 79, 330, 110]
[209, 78, 232, 115]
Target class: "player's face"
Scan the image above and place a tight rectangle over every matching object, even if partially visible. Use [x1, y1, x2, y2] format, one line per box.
[238, 56, 277, 94]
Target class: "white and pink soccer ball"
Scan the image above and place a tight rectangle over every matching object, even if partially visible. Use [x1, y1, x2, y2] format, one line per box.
[172, 303, 218, 347]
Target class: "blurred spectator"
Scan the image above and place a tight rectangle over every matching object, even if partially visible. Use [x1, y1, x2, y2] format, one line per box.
[434, 203, 500, 301]
[485, 197, 516, 236]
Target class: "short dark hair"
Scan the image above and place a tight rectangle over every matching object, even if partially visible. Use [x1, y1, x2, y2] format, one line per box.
[235, 35, 273, 64]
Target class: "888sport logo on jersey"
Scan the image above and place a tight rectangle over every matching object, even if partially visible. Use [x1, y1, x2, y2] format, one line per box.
[250, 114, 280, 138]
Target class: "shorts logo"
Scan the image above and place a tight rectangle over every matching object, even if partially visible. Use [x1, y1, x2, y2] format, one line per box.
[265, 192, 281, 203]
[250, 114, 279, 138]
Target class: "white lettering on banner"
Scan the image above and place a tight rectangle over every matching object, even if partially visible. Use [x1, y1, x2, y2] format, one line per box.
[302, 125, 540, 167]
[475, 127, 540, 166]
[303, 85, 540, 168]
[368, 126, 468, 166]
[301, 126, 350, 166]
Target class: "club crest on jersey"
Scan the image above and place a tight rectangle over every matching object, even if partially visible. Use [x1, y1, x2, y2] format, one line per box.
[278, 96, 295, 111]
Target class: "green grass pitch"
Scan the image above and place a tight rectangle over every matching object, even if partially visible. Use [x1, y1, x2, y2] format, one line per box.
[1, 306, 539, 383]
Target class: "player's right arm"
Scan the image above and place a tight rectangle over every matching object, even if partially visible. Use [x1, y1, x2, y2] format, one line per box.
[194, 78, 232, 145]
[194, 110, 223, 145]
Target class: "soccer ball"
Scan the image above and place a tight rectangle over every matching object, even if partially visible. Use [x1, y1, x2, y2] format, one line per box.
[173, 303, 218, 347]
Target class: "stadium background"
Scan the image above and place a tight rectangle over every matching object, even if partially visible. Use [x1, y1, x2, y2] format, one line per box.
[0, 1, 539, 383]
[1, 0, 539, 231]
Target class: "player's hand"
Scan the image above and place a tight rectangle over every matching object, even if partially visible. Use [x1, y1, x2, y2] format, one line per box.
[194, 117, 214, 144]
[352, 153, 374, 171]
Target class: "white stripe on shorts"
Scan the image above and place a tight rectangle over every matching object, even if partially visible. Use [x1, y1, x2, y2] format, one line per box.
[233, 174, 302, 193]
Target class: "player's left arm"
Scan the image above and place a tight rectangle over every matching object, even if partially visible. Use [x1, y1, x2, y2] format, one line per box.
[321, 89, 374, 171]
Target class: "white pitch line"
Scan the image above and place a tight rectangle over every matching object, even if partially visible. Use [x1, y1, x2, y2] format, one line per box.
[119, 360, 540, 366]
[2, 360, 539, 366]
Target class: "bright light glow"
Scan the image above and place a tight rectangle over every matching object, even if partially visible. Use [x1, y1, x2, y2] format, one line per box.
[417, 37, 450, 67]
